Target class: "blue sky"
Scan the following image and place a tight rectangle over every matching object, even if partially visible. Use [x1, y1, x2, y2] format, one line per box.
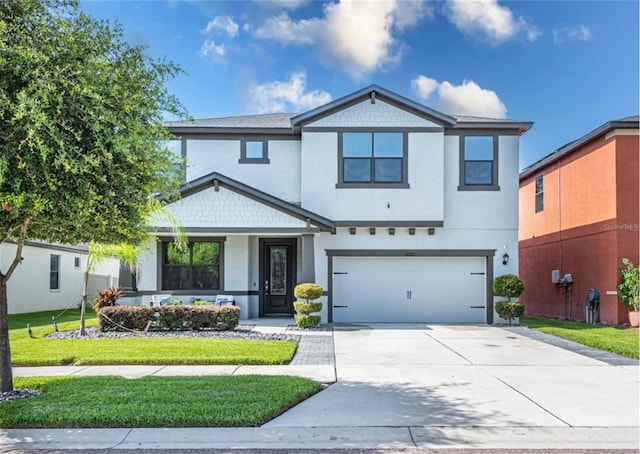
[81, 0, 639, 170]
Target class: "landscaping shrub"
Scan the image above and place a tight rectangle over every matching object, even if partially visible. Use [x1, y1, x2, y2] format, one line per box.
[98, 306, 240, 332]
[294, 283, 323, 329]
[294, 283, 323, 301]
[164, 300, 183, 306]
[99, 306, 154, 331]
[294, 315, 321, 329]
[495, 301, 525, 326]
[493, 274, 525, 325]
[493, 274, 525, 302]
[92, 287, 123, 312]
[293, 301, 323, 314]
[193, 300, 212, 306]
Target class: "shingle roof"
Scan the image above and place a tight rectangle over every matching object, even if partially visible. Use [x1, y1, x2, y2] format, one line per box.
[520, 114, 639, 179]
[165, 113, 296, 129]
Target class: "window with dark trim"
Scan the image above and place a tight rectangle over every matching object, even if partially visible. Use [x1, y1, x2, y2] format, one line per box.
[162, 241, 222, 290]
[338, 131, 408, 187]
[458, 135, 500, 191]
[239, 140, 270, 164]
[74, 257, 81, 269]
[160, 139, 185, 181]
[535, 174, 544, 213]
[50, 255, 60, 290]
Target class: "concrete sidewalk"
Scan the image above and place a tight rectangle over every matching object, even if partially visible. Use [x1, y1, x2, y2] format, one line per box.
[12, 364, 336, 383]
[1, 426, 639, 450]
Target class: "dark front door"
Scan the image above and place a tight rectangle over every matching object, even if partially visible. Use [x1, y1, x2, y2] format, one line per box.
[260, 238, 297, 316]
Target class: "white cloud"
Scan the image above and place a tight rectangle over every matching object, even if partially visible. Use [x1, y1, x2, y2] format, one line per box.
[444, 0, 541, 46]
[553, 25, 592, 46]
[411, 75, 507, 118]
[411, 75, 439, 99]
[254, 0, 433, 80]
[203, 16, 239, 38]
[255, 0, 309, 9]
[246, 71, 332, 113]
[253, 13, 318, 45]
[199, 40, 226, 63]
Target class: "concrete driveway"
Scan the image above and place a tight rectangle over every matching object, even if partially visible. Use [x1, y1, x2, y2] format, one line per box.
[266, 324, 639, 429]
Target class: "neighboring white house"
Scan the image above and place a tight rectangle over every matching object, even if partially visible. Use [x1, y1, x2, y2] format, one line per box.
[131, 85, 533, 323]
[3, 241, 121, 314]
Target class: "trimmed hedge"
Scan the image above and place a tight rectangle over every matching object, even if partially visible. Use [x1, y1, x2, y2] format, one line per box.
[98, 306, 240, 332]
[293, 301, 322, 314]
[294, 315, 321, 329]
[495, 301, 525, 326]
[294, 283, 323, 301]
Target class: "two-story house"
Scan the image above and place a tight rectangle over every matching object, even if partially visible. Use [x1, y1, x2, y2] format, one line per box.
[519, 115, 639, 325]
[132, 85, 532, 324]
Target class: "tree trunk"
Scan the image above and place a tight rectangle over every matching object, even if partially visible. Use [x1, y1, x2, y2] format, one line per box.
[80, 270, 88, 336]
[0, 277, 13, 392]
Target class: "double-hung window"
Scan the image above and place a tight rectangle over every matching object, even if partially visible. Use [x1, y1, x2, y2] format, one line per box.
[459, 135, 500, 191]
[162, 241, 222, 290]
[339, 132, 407, 187]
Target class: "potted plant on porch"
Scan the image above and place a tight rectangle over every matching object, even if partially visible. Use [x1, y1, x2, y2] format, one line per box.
[617, 258, 639, 328]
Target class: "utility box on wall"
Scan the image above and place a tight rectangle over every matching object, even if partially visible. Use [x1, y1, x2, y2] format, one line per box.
[551, 269, 561, 284]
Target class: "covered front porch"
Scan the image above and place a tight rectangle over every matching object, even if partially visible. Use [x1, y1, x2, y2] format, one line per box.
[128, 172, 334, 320]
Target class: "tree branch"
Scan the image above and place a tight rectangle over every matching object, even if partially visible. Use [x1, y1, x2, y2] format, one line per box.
[1, 224, 22, 245]
[4, 218, 30, 282]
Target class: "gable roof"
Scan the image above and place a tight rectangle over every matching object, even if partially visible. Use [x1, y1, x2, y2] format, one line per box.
[520, 115, 639, 179]
[164, 85, 533, 135]
[290, 84, 458, 127]
[178, 172, 335, 232]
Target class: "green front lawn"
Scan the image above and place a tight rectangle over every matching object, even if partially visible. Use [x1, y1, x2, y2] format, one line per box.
[520, 316, 640, 359]
[1, 376, 322, 428]
[9, 309, 297, 366]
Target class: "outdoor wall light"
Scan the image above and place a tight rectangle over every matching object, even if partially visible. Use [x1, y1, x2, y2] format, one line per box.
[349, 227, 356, 235]
[427, 227, 435, 235]
[502, 252, 509, 265]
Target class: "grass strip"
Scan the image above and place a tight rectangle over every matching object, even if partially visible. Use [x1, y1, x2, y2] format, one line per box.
[1, 376, 323, 428]
[520, 316, 639, 359]
[9, 309, 297, 366]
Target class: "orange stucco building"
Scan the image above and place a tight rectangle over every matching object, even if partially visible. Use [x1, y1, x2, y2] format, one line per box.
[519, 116, 639, 325]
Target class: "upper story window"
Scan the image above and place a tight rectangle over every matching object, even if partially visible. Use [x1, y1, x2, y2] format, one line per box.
[239, 140, 270, 164]
[535, 175, 544, 213]
[162, 240, 222, 290]
[458, 135, 500, 191]
[159, 139, 184, 181]
[337, 132, 408, 188]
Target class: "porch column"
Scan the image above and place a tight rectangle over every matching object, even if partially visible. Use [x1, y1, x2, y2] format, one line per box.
[301, 234, 316, 283]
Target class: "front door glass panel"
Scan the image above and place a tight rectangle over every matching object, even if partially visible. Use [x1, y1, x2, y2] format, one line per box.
[270, 247, 287, 296]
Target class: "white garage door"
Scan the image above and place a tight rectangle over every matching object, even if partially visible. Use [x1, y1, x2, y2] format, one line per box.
[332, 256, 487, 323]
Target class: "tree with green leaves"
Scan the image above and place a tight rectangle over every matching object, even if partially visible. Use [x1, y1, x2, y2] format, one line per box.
[0, 0, 185, 392]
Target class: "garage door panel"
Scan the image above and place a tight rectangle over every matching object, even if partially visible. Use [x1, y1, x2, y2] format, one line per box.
[332, 257, 486, 323]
